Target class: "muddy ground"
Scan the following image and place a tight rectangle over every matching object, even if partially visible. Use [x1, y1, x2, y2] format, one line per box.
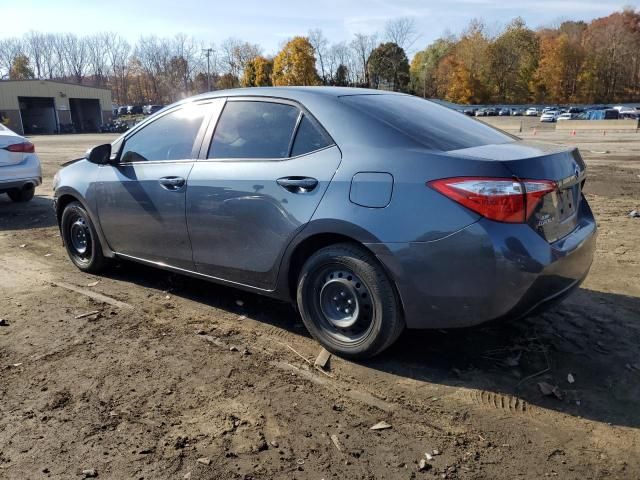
[1, 128, 639, 479]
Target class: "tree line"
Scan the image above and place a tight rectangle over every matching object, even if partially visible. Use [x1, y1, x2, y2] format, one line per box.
[1, 8, 638, 106]
[411, 8, 640, 105]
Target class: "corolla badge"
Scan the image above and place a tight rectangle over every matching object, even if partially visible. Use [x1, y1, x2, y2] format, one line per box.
[537, 214, 553, 227]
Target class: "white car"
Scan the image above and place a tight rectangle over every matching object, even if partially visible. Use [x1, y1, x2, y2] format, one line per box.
[557, 113, 573, 121]
[525, 107, 539, 116]
[0, 124, 41, 202]
[540, 111, 559, 123]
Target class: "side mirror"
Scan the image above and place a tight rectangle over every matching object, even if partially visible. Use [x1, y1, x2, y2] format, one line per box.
[86, 144, 112, 165]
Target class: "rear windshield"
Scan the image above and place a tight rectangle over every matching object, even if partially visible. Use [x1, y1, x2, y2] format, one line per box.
[341, 95, 515, 151]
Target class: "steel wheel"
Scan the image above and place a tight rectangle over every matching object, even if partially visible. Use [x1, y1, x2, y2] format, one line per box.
[61, 201, 110, 273]
[314, 267, 375, 345]
[297, 243, 405, 359]
[69, 217, 91, 259]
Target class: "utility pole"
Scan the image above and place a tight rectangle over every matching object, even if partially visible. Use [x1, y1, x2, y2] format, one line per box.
[423, 62, 428, 99]
[202, 47, 214, 92]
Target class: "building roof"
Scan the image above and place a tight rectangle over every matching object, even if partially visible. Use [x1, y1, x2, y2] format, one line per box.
[0, 79, 111, 91]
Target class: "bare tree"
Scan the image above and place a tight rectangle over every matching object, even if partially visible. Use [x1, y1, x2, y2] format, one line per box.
[0, 37, 24, 79]
[24, 31, 48, 78]
[220, 38, 260, 80]
[39, 33, 59, 79]
[350, 33, 378, 85]
[136, 36, 172, 102]
[86, 33, 111, 86]
[60, 33, 89, 83]
[171, 33, 202, 96]
[308, 28, 328, 84]
[385, 17, 420, 52]
[104, 32, 130, 104]
[325, 41, 350, 83]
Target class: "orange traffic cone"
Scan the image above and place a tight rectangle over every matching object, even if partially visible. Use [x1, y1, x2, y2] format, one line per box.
[571, 129, 576, 136]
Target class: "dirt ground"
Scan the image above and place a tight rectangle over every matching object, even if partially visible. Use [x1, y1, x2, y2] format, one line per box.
[1, 128, 639, 480]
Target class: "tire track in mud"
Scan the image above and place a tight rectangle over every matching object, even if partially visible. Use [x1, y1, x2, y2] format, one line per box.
[463, 389, 530, 414]
[200, 303, 554, 425]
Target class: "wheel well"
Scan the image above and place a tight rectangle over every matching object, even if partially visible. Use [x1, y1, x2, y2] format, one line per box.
[287, 233, 406, 320]
[288, 233, 358, 299]
[55, 194, 79, 225]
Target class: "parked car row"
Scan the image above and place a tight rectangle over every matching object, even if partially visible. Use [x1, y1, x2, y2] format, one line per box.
[463, 107, 525, 117]
[112, 105, 166, 117]
[461, 104, 640, 122]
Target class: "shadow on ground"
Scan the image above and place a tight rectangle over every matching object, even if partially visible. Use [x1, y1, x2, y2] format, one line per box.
[102, 259, 640, 430]
[0, 195, 57, 231]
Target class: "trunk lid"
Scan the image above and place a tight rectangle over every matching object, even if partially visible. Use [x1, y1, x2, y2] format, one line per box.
[449, 141, 587, 243]
[0, 130, 26, 167]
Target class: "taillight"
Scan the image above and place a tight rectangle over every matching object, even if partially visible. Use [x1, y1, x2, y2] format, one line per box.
[428, 177, 556, 223]
[3, 142, 35, 153]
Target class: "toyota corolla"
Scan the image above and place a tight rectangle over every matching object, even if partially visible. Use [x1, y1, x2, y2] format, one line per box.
[53, 87, 596, 358]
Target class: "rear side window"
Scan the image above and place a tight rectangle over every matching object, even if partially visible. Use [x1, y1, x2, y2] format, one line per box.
[209, 101, 299, 159]
[291, 115, 332, 156]
[341, 95, 515, 151]
[120, 104, 206, 162]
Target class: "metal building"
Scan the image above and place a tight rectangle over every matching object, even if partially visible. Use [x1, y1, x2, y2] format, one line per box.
[0, 79, 112, 135]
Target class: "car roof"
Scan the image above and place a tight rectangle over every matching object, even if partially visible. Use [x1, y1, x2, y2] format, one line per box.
[184, 86, 402, 105]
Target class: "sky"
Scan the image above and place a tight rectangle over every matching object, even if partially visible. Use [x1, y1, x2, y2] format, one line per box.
[2, 0, 637, 54]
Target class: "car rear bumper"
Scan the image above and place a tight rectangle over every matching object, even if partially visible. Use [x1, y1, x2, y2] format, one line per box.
[367, 200, 597, 329]
[0, 176, 42, 192]
[0, 154, 42, 192]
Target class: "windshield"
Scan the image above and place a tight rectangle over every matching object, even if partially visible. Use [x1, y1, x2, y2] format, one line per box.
[341, 94, 515, 151]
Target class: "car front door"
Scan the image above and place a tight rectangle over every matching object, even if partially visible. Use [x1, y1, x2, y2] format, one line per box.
[96, 102, 210, 269]
[187, 98, 341, 290]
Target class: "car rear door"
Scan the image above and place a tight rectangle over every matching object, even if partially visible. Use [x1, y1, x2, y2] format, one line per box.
[95, 102, 211, 269]
[186, 98, 341, 290]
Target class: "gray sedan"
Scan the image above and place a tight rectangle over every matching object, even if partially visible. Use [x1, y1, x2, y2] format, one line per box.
[53, 87, 596, 358]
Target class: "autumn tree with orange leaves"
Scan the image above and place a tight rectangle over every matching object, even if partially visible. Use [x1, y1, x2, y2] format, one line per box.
[271, 37, 320, 86]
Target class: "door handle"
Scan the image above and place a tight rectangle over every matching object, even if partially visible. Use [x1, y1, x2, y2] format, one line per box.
[159, 176, 186, 191]
[276, 177, 318, 193]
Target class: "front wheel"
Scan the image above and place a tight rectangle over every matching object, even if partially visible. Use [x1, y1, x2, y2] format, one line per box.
[61, 201, 110, 273]
[296, 243, 404, 359]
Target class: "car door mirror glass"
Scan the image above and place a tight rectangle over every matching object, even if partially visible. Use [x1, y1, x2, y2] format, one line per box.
[86, 143, 112, 165]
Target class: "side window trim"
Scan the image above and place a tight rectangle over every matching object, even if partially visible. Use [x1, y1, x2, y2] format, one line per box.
[287, 111, 304, 158]
[192, 99, 226, 160]
[199, 144, 337, 163]
[116, 101, 213, 165]
[197, 98, 227, 160]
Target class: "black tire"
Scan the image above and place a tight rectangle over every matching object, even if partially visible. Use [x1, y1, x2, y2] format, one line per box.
[61, 201, 110, 273]
[8, 185, 35, 202]
[296, 243, 405, 359]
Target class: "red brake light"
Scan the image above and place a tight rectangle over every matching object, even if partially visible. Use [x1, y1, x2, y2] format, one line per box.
[3, 142, 35, 153]
[428, 177, 556, 223]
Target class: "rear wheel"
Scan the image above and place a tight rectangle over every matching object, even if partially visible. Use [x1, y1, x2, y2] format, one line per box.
[61, 201, 110, 273]
[296, 243, 404, 359]
[7, 185, 35, 202]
